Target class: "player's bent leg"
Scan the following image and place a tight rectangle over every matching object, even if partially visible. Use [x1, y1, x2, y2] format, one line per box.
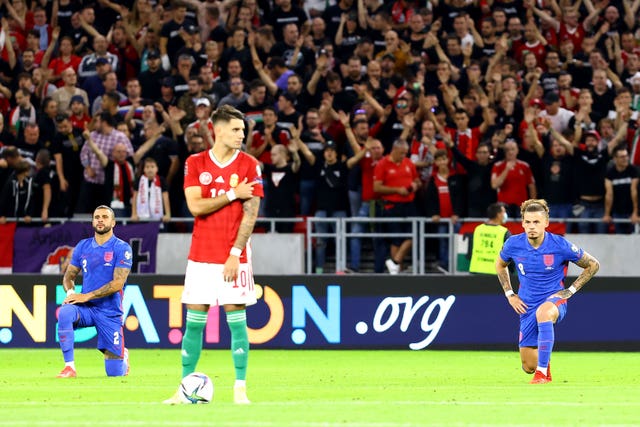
[104, 350, 127, 376]
[520, 347, 537, 374]
[534, 301, 559, 381]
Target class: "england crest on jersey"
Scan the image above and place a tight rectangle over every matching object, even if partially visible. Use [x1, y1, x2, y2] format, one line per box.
[104, 252, 114, 262]
[543, 254, 554, 270]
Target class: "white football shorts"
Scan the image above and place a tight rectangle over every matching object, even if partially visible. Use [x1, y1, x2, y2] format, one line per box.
[182, 260, 257, 306]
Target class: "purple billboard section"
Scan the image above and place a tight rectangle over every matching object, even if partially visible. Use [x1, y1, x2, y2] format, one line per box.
[13, 222, 159, 273]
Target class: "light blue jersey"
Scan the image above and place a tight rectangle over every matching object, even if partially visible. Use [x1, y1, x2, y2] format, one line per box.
[499, 232, 583, 308]
[70, 235, 133, 317]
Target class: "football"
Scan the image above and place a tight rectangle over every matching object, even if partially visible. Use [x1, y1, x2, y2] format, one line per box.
[179, 372, 214, 404]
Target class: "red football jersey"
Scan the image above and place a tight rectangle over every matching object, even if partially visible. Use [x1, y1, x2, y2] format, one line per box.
[373, 155, 418, 203]
[491, 159, 535, 205]
[184, 150, 264, 263]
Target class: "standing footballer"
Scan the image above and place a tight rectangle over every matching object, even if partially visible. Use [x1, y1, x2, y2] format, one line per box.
[164, 105, 263, 404]
[495, 199, 600, 384]
[57, 205, 133, 378]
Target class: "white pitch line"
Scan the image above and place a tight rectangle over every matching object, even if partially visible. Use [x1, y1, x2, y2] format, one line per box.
[3, 400, 640, 407]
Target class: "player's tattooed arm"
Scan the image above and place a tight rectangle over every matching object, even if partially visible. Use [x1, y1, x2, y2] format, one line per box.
[496, 257, 527, 314]
[554, 252, 600, 299]
[232, 196, 261, 250]
[570, 252, 600, 292]
[63, 265, 81, 293]
[92, 267, 130, 298]
[64, 267, 130, 304]
[495, 258, 513, 294]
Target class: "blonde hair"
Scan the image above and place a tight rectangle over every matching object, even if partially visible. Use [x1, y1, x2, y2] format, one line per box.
[520, 199, 549, 218]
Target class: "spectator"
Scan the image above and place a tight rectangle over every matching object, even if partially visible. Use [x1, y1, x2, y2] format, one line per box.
[78, 35, 119, 81]
[132, 157, 171, 222]
[269, 0, 308, 42]
[138, 49, 168, 100]
[9, 88, 37, 138]
[218, 76, 249, 108]
[346, 136, 386, 273]
[16, 122, 43, 164]
[603, 146, 640, 234]
[573, 130, 615, 234]
[68, 96, 91, 131]
[51, 113, 85, 218]
[306, 140, 349, 274]
[108, 25, 140, 86]
[177, 76, 215, 127]
[261, 134, 301, 233]
[373, 139, 420, 275]
[247, 106, 290, 165]
[172, 54, 196, 99]
[77, 112, 134, 213]
[38, 98, 58, 148]
[159, 2, 194, 68]
[426, 149, 464, 272]
[539, 91, 574, 134]
[237, 79, 269, 124]
[46, 36, 81, 88]
[526, 121, 572, 222]
[443, 135, 497, 218]
[51, 68, 89, 114]
[91, 72, 127, 116]
[0, 160, 36, 224]
[297, 108, 332, 216]
[276, 92, 300, 129]
[33, 148, 54, 222]
[491, 139, 537, 218]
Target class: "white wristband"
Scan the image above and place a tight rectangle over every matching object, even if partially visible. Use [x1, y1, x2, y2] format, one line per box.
[505, 290, 515, 297]
[226, 189, 237, 202]
[568, 285, 577, 294]
[230, 247, 242, 257]
[66, 289, 75, 296]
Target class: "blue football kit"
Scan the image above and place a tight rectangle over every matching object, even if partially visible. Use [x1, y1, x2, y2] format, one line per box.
[63, 235, 132, 357]
[499, 231, 583, 347]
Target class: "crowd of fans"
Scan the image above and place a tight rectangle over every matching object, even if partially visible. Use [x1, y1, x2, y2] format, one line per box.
[1, 0, 640, 272]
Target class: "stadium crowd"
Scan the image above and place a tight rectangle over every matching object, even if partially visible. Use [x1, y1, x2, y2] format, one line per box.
[1, 0, 640, 272]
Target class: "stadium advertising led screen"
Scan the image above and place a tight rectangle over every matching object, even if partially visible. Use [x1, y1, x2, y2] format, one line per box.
[0, 275, 637, 350]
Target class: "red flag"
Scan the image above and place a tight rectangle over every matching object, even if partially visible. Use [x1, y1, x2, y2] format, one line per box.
[0, 223, 17, 273]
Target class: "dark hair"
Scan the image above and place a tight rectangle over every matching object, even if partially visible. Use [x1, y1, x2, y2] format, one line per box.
[55, 113, 69, 123]
[249, 79, 266, 91]
[36, 148, 51, 165]
[98, 111, 117, 127]
[14, 160, 31, 175]
[2, 146, 19, 159]
[612, 144, 629, 157]
[263, 105, 277, 115]
[41, 97, 57, 114]
[211, 104, 244, 124]
[326, 71, 341, 82]
[486, 202, 505, 219]
[434, 149, 448, 160]
[103, 91, 120, 105]
[143, 157, 158, 166]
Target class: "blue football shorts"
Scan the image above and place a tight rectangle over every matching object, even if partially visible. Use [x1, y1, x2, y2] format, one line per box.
[73, 305, 125, 357]
[519, 296, 567, 348]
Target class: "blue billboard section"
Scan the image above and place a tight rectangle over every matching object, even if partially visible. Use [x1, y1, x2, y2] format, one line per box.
[0, 276, 638, 350]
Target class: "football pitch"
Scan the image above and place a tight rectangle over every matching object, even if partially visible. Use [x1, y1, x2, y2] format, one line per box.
[1, 349, 638, 426]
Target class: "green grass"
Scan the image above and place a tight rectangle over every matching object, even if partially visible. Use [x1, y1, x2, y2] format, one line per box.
[0, 349, 638, 426]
